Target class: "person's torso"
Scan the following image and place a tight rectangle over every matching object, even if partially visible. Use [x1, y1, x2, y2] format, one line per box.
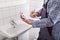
[46, 0, 60, 35]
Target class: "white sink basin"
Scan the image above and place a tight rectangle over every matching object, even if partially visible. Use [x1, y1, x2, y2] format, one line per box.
[0, 0, 31, 38]
[0, 23, 32, 38]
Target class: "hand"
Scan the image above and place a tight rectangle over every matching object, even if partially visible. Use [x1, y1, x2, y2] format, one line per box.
[20, 12, 25, 19]
[30, 9, 38, 18]
[20, 12, 32, 25]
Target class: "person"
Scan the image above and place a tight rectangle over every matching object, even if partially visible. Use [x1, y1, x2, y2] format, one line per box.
[20, 0, 60, 40]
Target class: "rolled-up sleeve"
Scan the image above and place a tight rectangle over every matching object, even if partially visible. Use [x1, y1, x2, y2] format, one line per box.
[30, 17, 54, 28]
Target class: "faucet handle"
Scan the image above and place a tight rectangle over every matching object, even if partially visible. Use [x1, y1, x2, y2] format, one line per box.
[10, 20, 16, 28]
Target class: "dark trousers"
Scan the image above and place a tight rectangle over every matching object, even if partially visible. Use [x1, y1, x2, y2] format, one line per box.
[37, 27, 54, 40]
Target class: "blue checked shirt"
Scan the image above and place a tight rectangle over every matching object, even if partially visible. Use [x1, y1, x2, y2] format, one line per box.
[30, 0, 60, 40]
[31, 0, 60, 28]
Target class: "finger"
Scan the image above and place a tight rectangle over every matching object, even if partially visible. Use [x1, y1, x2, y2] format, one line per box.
[33, 9, 35, 12]
[31, 9, 36, 14]
[20, 12, 23, 16]
[20, 12, 23, 18]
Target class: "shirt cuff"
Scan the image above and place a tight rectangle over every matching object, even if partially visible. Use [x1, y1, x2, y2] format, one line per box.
[32, 20, 37, 28]
[29, 19, 37, 28]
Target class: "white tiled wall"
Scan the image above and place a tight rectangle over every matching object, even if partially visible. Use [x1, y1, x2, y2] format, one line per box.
[29, 0, 44, 12]
[0, 0, 44, 26]
[0, 0, 43, 40]
[0, 3, 29, 25]
[0, 0, 30, 40]
[0, 0, 26, 3]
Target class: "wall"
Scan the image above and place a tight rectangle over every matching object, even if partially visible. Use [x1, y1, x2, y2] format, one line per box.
[0, 0, 44, 40]
[28, 0, 44, 40]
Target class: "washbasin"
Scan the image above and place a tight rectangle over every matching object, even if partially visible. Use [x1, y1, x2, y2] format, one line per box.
[0, 19, 32, 38]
